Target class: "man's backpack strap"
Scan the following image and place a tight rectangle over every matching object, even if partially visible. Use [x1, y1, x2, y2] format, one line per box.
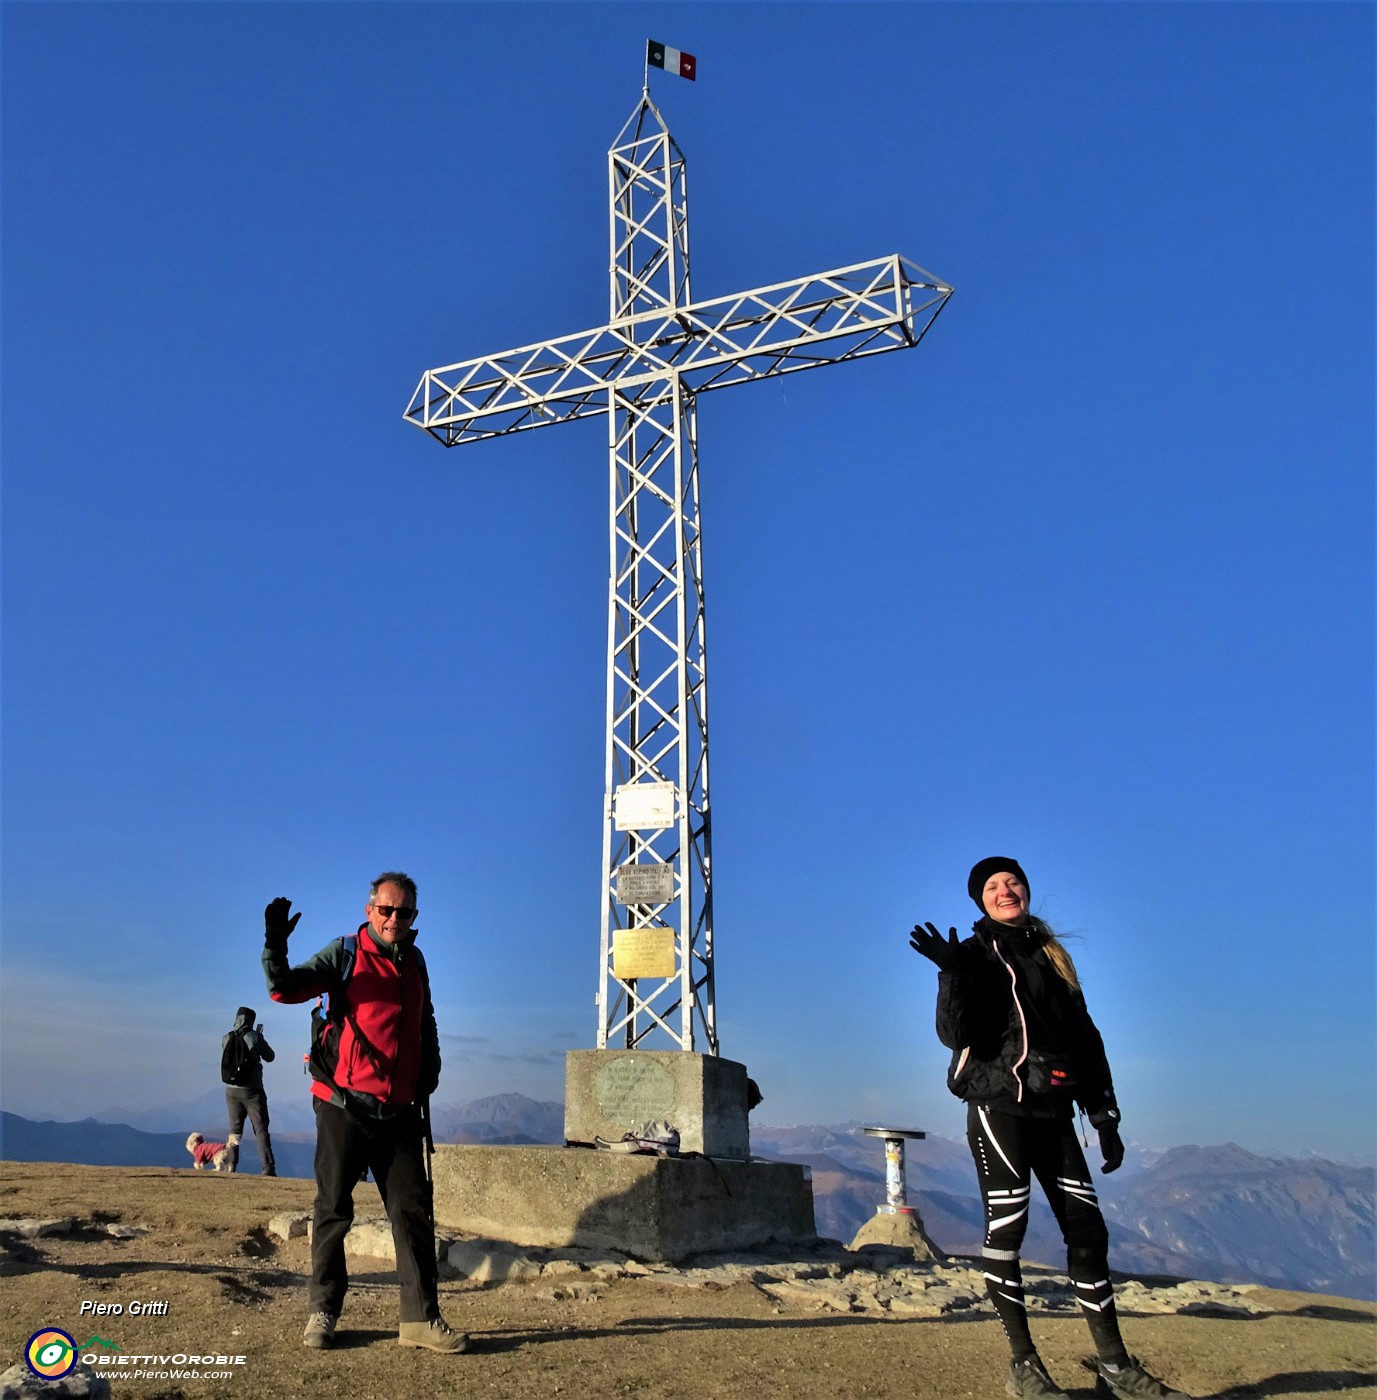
[337, 934, 358, 991]
[310, 936, 357, 1021]
[306, 936, 361, 1082]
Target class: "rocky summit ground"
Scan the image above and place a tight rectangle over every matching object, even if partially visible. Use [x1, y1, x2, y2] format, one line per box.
[0, 1163, 1373, 1400]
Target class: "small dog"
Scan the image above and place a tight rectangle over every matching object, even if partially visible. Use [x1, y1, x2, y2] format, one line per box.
[185, 1131, 241, 1173]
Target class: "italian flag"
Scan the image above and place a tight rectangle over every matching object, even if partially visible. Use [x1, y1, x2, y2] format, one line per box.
[647, 40, 696, 81]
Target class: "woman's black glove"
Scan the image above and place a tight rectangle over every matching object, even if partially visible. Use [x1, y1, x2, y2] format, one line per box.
[264, 896, 301, 949]
[909, 922, 962, 972]
[1098, 1121, 1125, 1174]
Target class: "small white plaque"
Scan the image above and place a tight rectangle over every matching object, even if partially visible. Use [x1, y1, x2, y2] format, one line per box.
[614, 781, 675, 831]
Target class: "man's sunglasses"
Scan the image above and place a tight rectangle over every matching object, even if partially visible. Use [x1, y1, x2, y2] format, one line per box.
[371, 903, 417, 921]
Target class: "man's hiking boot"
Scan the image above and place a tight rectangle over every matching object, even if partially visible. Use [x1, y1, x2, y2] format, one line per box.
[1006, 1356, 1070, 1399]
[1095, 1357, 1192, 1399]
[398, 1317, 470, 1353]
[302, 1311, 337, 1350]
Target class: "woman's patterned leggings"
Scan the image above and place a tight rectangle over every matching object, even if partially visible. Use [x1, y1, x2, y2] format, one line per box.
[967, 1103, 1129, 1364]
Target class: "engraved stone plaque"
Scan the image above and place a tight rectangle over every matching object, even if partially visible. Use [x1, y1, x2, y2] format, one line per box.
[593, 1054, 676, 1128]
[612, 927, 676, 980]
[565, 1049, 752, 1158]
[614, 780, 675, 831]
[615, 861, 675, 904]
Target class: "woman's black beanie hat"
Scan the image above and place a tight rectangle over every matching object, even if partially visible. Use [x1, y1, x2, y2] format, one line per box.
[967, 857, 1030, 913]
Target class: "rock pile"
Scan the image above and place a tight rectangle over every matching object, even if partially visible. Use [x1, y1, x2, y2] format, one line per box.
[0, 1219, 147, 1242]
[0, 1210, 1271, 1322]
[261, 1212, 1269, 1321]
[0, 1360, 110, 1399]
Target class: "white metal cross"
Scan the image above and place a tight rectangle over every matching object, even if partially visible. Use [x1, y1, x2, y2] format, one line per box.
[405, 92, 951, 1055]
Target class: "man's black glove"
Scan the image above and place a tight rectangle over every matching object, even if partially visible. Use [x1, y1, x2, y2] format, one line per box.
[264, 896, 300, 949]
[1098, 1121, 1125, 1174]
[909, 922, 962, 973]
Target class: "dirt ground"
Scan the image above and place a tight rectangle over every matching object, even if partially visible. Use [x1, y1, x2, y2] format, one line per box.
[0, 1163, 1373, 1400]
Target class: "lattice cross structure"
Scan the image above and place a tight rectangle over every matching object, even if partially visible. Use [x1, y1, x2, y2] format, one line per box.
[405, 92, 951, 1055]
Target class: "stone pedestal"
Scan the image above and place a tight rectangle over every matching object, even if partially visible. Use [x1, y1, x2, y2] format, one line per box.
[848, 1208, 943, 1261]
[430, 1144, 814, 1263]
[563, 1049, 750, 1159]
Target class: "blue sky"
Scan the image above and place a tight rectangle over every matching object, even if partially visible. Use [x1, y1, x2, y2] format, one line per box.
[2, 3, 1372, 1163]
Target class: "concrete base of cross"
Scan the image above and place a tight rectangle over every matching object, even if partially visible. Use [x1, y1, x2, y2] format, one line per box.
[430, 1144, 815, 1264]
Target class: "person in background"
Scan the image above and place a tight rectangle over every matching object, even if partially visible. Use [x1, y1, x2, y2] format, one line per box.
[909, 857, 1191, 1400]
[221, 1006, 276, 1176]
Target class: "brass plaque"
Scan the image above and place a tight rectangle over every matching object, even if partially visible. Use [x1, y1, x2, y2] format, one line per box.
[615, 861, 675, 905]
[612, 927, 677, 980]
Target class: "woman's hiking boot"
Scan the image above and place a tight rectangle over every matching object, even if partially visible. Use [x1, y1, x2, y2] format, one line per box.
[1095, 1357, 1192, 1399]
[1006, 1355, 1071, 1399]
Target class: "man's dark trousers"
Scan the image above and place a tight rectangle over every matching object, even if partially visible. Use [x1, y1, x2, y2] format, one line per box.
[225, 1086, 275, 1173]
[310, 1098, 438, 1322]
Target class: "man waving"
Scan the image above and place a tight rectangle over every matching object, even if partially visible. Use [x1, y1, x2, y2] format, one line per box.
[262, 871, 466, 1355]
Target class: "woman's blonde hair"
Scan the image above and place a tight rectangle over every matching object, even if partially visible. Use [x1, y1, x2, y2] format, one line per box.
[1033, 918, 1080, 990]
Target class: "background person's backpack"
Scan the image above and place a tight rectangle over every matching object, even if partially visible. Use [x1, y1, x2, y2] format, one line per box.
[220, 1028, 254, 1086]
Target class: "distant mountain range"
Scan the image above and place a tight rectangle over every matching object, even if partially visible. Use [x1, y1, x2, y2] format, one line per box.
[3, 1099, 1371, 1301]
[746, 1121, 1376, 1302]
[429, 1092, 565, 1145]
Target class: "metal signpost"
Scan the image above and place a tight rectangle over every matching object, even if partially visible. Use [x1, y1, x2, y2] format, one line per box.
[406, 86, 951, 1058]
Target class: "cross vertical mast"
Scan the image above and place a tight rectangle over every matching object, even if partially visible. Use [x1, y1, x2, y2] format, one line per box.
[600, 95, 713, 1051]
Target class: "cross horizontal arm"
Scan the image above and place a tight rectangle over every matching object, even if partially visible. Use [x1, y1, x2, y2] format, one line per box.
[404, 255, 952, 445]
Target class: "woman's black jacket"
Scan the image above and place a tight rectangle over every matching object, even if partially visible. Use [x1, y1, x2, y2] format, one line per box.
[935, 917, 1120, 1126]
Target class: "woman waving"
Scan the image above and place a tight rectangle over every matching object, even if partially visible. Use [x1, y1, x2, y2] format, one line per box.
[910, 857, 1190, 1400]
